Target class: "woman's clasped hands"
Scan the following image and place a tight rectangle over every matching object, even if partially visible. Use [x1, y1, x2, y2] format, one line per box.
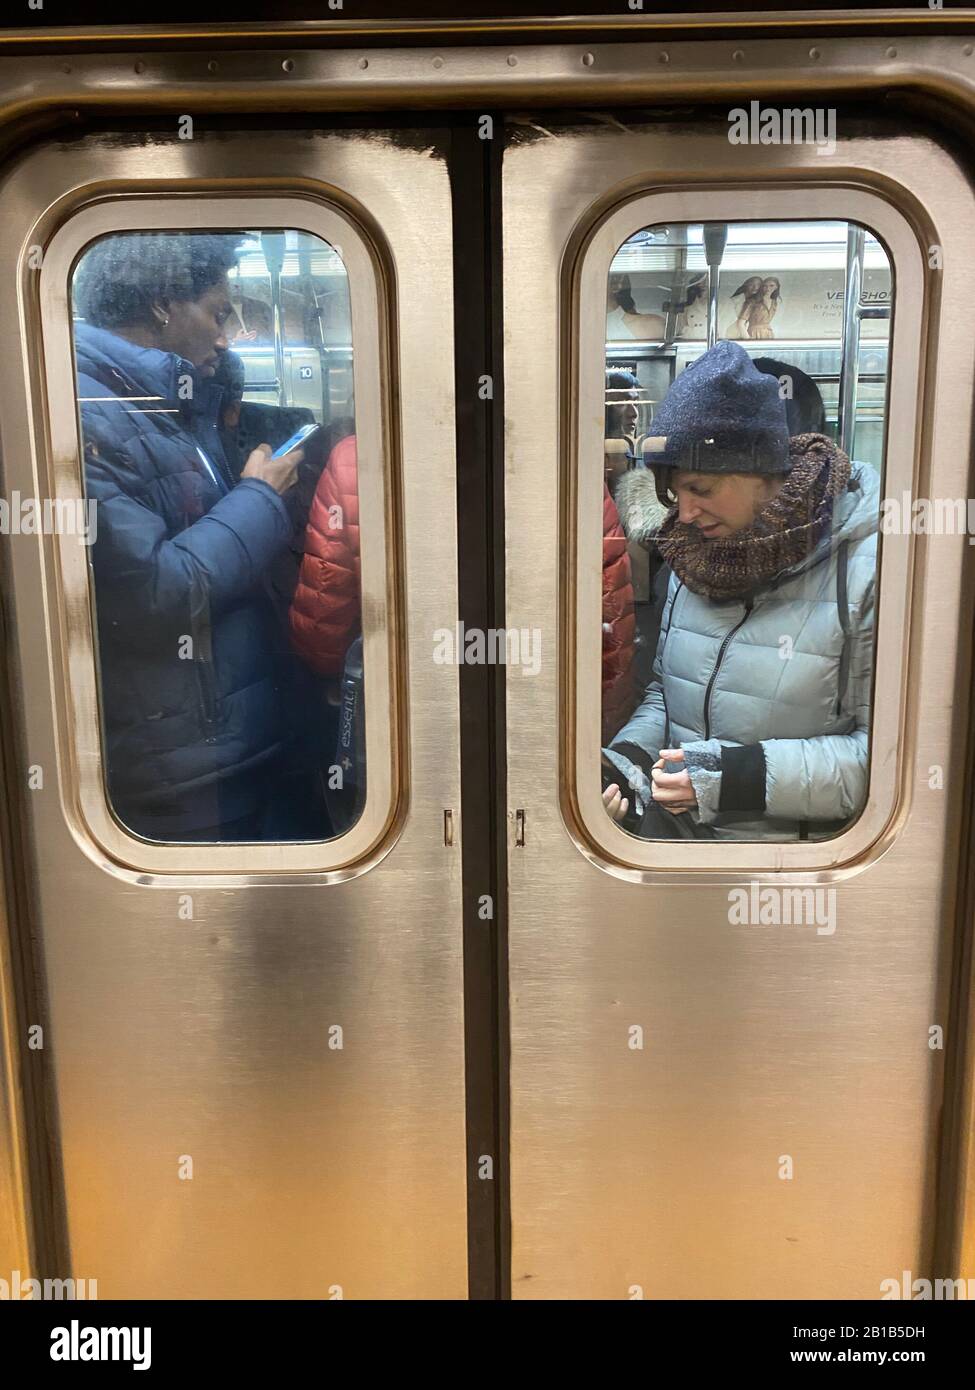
[651, 748, 698, 815]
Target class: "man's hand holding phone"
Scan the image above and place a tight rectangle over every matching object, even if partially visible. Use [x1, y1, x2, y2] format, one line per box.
[242, 422, 324, 496]
[242, 442, 303, 495]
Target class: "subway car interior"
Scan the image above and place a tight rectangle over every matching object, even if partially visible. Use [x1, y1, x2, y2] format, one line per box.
[1, 4, 975, 1321]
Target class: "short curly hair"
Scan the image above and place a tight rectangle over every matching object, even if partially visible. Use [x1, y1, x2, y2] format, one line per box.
[73, 232, 244, 329]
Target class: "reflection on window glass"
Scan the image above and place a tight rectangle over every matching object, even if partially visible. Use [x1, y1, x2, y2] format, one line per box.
[71, 228, 366, 843]
[599, 220, 889, 843]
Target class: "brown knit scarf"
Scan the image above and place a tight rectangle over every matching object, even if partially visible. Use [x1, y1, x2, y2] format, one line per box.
[655, 433, 852, 601]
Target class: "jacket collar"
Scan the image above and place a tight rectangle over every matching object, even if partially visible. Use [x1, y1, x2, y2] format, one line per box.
[73, 321, 222, 427]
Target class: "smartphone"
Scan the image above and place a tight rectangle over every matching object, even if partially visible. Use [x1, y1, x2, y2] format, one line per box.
[270, 422, 322, 459]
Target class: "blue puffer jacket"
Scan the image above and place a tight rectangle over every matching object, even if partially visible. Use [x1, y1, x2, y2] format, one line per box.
[604, 460, 879, 841]
[74, 323, 294, 832]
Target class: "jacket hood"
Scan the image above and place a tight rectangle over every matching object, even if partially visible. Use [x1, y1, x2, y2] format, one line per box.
[830, 457, 881, 546]
[612, 466, 668, 544]
[72, 321, 220, 424]
[779, 457, 880, 582]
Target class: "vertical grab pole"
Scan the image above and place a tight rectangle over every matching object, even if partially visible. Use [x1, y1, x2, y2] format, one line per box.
[261, 232, 288, 409]
[702, 222, 728, 350]
[838, 223, 865, 457]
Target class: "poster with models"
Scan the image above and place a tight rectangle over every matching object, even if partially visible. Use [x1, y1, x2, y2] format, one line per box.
[606, 225, 891, 343]
[607, 267, 891, 342]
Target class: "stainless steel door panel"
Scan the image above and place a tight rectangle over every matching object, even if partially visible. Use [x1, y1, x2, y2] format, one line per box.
[503, 120, 975, 1297]
[0, 129, 466, 1298]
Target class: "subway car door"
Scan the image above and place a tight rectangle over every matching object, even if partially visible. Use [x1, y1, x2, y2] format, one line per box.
[0, 125, 468, 1297]
[502, 111, 975, 1297]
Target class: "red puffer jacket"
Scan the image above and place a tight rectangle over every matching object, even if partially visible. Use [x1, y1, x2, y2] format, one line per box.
[291, 442, 632, 728]
[289, 434, 360, 676]
[602, 485, 636, 741]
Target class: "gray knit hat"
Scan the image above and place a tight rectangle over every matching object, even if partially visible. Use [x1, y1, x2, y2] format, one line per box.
[645, 339, 791, 474]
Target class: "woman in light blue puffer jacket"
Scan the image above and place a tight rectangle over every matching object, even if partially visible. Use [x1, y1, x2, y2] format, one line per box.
[601, 341, 878, 843]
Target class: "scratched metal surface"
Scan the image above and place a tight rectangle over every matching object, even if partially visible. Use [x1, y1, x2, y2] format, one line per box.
[504, 114, 974, 1298]
[0, 127, 467, 1298]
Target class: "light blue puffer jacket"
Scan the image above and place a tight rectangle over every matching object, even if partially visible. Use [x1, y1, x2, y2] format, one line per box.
[604, 460, 879, 841]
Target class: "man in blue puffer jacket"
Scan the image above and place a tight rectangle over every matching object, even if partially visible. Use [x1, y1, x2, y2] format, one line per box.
[72, 232, 307, 841]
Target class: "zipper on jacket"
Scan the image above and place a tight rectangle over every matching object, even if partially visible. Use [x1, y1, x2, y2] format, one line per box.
[205, 435, 236, 493]
[661, 579, 683, 749]
[667, 581, 684, 633]
[195, 660, 218, 739]
[703, 598, 753, 740]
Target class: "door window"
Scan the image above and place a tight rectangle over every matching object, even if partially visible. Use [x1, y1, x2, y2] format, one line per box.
[70, 228, 367, 843]
[598, 220, 891, 844]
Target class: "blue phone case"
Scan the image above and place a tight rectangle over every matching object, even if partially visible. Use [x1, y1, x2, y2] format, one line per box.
[270, 424, 319, 459]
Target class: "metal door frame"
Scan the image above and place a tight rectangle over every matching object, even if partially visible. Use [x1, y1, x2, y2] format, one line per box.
[570, 184, 919, 874]
[1, 15, 975, 1298]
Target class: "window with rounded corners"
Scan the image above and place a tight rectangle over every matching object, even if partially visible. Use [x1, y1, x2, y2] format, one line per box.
[38, 197, 398, 874]
[572, 188, 923, 874]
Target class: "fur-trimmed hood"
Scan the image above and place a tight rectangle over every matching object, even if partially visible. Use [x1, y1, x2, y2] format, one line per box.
[611, 466, 669, 544]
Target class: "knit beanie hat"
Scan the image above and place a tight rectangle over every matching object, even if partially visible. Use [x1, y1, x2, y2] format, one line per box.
[645, 339, 790, 474]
